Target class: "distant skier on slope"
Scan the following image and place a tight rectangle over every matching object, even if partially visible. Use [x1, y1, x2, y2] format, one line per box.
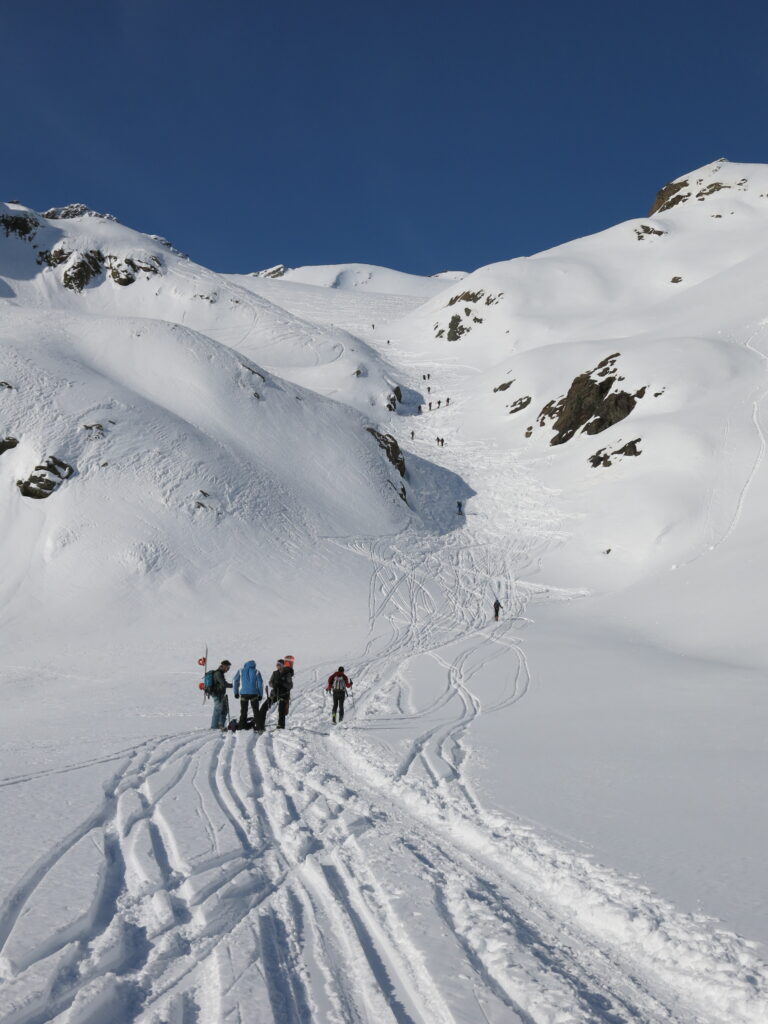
[493, 599, 502, 621]
[233, 659, 263, 729]
[457, 500, 463, 515]
[210, 660, 232, 730]
[327, 667, 353, 723]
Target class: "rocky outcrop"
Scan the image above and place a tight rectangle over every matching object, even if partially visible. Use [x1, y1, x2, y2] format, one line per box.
[366, 428, 406, 478]
[649, 179, 691, 215]
[254, 264, 288, 279]
[435, 289, 501, 340]
[17, 456, 74, 499]
[634, 224, 666, 240]
[43, 203, 116, 222]
[589, 438, 642, 468]
[107, 254, 161, 286]
[63, 251, 105, 292]
[508, 396, 531, 415]
[0, 436, 18, 455]
[37, 247, 161, 290]
[0, 212, 39, 240]
[537, 354, 646, 446]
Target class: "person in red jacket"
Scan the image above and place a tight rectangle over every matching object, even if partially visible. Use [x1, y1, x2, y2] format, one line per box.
[326, 666, 352, 723]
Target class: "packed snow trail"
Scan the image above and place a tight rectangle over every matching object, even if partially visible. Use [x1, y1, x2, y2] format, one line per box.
[2, 510, 767, 1023]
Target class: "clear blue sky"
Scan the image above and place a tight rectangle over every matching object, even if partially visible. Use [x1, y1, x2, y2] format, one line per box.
[4, 0, 766, 276]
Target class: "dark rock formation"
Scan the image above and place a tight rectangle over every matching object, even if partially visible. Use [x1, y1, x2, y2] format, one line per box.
[63, 251, 105, 292]
[107, 254, 161, 285]
[17, 456, 74, 498]
[0, 213, 39, 240]
[448, 290, 484, 306]
[37, 246, 70, 268]
[0, 381, 14, 390]
[446, 315, 466, 342]
[634, 224, 666, 240]
[43, 203, 116, 222]
[589, 438, 642, 468]
[649, 179, 691, 215]
[0, 436, 18, 455]
[508, 396, 531, 414]
[537, 354, 646, 446]
[366, 428, 406, 477]
[493, 381, 514, 393]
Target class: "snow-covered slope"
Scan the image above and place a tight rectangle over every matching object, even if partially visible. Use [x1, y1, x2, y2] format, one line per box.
[1, 163, 767, 1024]
[250, 261, 464, 297]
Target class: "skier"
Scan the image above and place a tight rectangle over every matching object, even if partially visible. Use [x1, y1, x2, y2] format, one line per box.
[233, 658, 263, 728]
[493, 598, 502, 621]
[437, 399, 441, 408]
[210, 660, 232, 730]
[411, 430, 415, 440]
[417, 405, 422, 414]
[457, 500, 463, 515]
[327, 666, 353, 723]
[445, 397, 450, 406]
[272, 655, 295, 729]
[428, 401, 432, 411]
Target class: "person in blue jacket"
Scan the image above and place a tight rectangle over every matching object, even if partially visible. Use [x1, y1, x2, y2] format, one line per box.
[233, 659, 264, 729]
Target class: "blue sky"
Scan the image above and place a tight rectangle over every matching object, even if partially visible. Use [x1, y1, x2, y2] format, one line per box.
[4, 0, 767, 275]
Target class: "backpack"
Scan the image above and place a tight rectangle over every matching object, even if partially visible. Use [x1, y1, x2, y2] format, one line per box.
[203, 670, 217, 696]
[332, 672, 348, 692]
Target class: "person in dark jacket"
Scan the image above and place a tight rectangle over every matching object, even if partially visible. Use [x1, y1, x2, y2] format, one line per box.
[326, 667, 352, 723]
[210, 660, 232, 730]
[257, 657, 295, 730]
[233, 659, 263, 728]
[493, 599, 502, 621]
[274, 656, 295, 728]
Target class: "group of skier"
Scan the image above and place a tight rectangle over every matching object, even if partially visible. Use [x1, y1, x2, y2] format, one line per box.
[205, 657, 353, 732]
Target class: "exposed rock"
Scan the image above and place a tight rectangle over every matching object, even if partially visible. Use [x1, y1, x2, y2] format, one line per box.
[0, 436, 18, 455]
[537, 354, 647, 446]
[446, 315, 467, 342]
[649, 179, 691, 215]
[493, 380, 514, 393]
[589, 438, 642, 468]
[670, 276, 683, 283]
[696, 182, 730, 200]
[63, 251, 105, 292]
[43, 203, 116, 222]
[107, 254, 161, 285]
[255, 264, 288, 279]
[448, 289, 484, 306]
[366, 428, 406, 477]
[634, 224, 666, 240]
[0, 381, 14, 390]
[17, 456, 74, 499]
[508, 396, 531, 414]
[82, 423, 105, 439]
[0, 213, 39, 240]
[37, 245, 70, 268]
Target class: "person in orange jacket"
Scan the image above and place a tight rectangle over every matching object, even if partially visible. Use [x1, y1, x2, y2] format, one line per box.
[326, 666, 352, 723]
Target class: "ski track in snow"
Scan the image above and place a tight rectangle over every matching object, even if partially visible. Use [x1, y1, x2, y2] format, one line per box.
[2, 325, 768, 1023]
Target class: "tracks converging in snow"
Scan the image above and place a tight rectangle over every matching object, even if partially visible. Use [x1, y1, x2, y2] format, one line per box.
[2, 301, 768, 1023]
[1, 444, 767, 1023]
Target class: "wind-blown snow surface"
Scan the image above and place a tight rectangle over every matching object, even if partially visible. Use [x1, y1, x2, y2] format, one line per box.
[1, 161, 767, 1023]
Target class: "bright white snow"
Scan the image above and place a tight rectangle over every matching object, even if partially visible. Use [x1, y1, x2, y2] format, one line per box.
[0, 161, 767, 1023]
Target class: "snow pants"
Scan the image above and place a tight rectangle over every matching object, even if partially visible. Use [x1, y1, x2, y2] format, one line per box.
[238, 695, 261, 727]
[210, 694, 228, 730]
[332, 691, 346, 721]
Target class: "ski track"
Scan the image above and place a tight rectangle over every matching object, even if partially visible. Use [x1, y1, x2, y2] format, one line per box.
[2, 338, 768, 1024]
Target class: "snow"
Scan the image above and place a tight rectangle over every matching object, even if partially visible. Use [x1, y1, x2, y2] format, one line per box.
[1, 160, 767, 1022]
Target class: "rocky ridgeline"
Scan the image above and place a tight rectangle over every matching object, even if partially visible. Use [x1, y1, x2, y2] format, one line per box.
[1, 204, 164, 292]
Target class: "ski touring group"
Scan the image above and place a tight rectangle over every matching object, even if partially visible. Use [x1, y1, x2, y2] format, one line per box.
[199, 655, 354, 732]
